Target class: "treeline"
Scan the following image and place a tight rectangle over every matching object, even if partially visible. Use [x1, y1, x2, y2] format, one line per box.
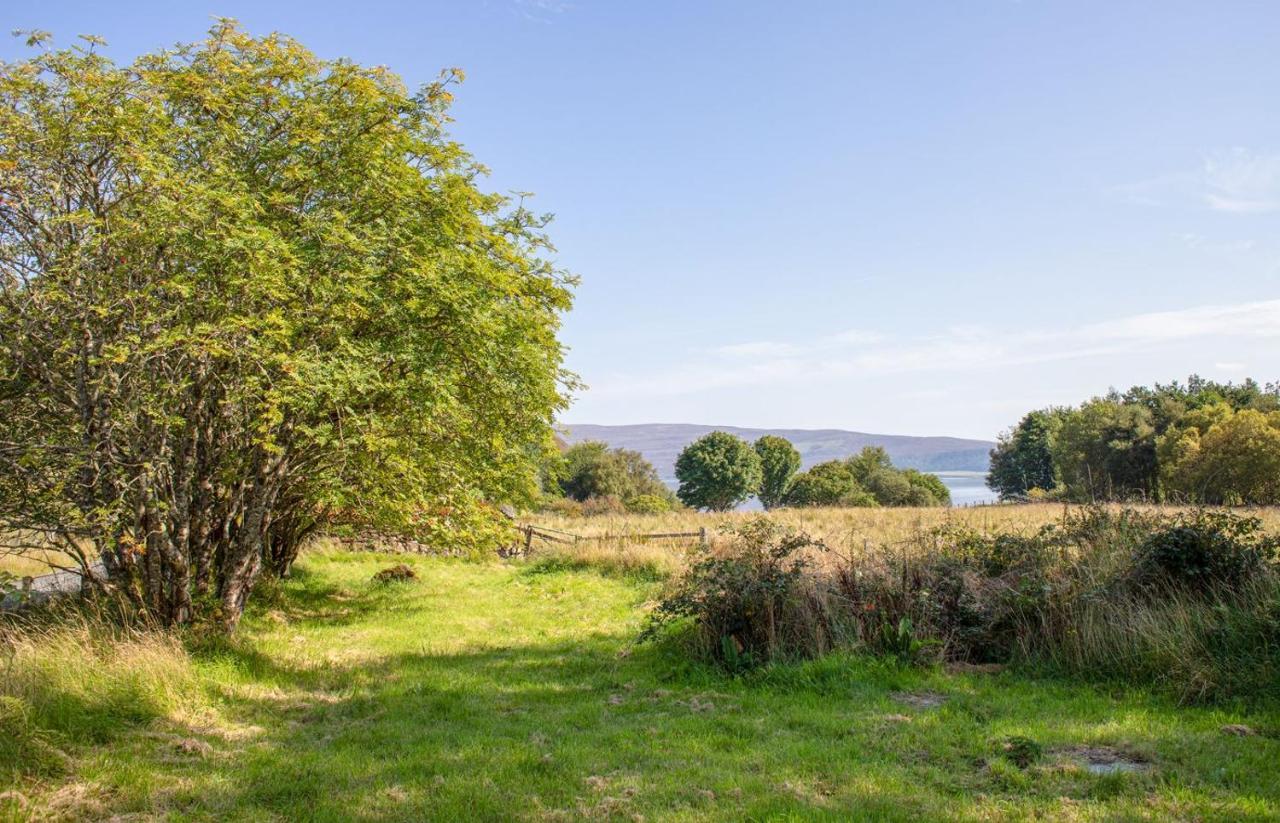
[989, 376, 1280, 504]
[543, 432, 950, 513]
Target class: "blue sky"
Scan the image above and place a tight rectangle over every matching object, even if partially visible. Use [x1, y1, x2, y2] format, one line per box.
[5, 1, 1279, 440]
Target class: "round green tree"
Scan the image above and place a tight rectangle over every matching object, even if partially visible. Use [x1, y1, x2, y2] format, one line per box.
[753, 435, 801, 510]
[674, 432, 762, 511]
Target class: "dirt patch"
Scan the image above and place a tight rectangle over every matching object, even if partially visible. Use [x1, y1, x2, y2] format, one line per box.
[1056, 745, 1151, 775]
[172, 737, 213, 757]
[890, 690, 948, 709]
[945, 662, 1007, 675]
[1221, 724, 1257, 737]
[372, 564, 416, 583]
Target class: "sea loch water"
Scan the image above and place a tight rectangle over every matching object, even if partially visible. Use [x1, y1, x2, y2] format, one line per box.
[935, 471, 1000, 506]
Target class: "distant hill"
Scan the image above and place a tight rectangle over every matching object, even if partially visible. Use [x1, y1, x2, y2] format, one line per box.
[560, 423, 994, 487]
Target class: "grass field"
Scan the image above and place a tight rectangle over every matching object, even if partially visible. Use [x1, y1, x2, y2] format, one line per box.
[3, 543, 1280, 821]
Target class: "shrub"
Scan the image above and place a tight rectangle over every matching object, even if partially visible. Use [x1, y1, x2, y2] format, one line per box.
[581, 495, 628, 517]
[641, 519, 828, 665]
[1131, 509, 1279, 593]
[625, 493, 672, 514]
[538, 496, 584, 517]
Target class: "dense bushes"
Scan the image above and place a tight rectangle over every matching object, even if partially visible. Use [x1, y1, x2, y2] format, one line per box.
[539, 441, 677, 515]
[644, 507, 1280, 701]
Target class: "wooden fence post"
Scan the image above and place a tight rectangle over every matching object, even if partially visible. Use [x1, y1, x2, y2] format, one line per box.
[699, 527, 708, 547]
[523, 526, 534, 554]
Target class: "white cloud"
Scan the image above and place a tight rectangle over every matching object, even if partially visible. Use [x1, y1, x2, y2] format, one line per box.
[1204, 149, 1280, 213]
[1116, 149, 1280, 214]
[588, 298, 1280, 398]
[1215, 361, 1247, 372]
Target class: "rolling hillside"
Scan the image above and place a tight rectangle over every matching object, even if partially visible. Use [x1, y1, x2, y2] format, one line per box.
[560, 423, 994, 487]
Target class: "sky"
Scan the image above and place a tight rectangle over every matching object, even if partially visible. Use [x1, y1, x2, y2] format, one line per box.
[4, 1, 1279, 440]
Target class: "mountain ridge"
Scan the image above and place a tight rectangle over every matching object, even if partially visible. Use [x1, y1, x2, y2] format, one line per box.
[559, 423, 994, 487]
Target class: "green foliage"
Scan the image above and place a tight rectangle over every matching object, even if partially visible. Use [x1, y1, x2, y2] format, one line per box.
[781, 460, 875, 507]
[1132, 509, 1279, 592]
[987, 410, 1061, 501]
[625, 493, 673, 514]
[557, 441, 672, 505]
[1053, 400, 1157, 502]
[1157, 404, 1280, 504]
[753, 435, 801, 510]
[997, 376, 1280, 505]
[674, 431, 762, 511]
[780, 448, 947, 508]
[0, 23, 574, 627]
[641, 518, 825, 665]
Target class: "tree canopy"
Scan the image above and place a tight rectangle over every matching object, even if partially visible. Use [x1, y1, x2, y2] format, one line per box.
[553, 441, 673, 507]
[992, 376, 1280, 504]
[674, 432, 762, 511]
[0, 23, 574, 627]
[753, 435, 801, 510]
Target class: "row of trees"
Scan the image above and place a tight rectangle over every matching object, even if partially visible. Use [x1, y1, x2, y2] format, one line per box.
[988, 376, 1280, 504]
[673, 432, 950, 511]
[0, 25, 573, 628]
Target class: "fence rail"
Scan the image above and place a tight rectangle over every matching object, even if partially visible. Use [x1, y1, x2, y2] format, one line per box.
[518, 524, 707, 552]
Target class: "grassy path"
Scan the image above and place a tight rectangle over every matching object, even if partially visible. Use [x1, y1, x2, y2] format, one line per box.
[10, 550, 1280, 821]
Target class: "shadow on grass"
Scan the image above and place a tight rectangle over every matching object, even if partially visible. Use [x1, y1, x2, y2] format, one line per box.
[24, 559, 1280, 823]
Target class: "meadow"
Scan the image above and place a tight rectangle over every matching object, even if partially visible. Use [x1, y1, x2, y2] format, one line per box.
[2, 504, 1280, 821]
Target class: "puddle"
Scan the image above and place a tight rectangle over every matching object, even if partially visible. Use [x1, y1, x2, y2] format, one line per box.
[890, 690, 947, 709]
[1057, 746, 1151, 775]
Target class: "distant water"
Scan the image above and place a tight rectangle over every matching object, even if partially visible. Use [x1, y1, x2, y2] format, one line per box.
[736, 470, 998, 511]
[936, 471, 999, 506]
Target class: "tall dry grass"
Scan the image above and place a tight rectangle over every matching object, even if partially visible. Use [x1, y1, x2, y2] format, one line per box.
[0, 607, 204, 778]
[619, 505, 1280, 702]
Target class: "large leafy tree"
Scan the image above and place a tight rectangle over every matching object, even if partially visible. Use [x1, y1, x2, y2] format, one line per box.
[0, 24, 574, 628]
[674, 432, 762, 511]
[987, 410, 1061, 501]
[1053, 399, 1157, 502]
[1157, 404, 1280, 504]
[753, 435, 801, 510]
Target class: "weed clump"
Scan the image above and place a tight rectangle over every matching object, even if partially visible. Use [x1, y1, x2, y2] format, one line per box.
[372, 564, 417, 584]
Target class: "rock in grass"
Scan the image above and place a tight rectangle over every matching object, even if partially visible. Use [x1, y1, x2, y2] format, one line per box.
[372, 564, 417, 583]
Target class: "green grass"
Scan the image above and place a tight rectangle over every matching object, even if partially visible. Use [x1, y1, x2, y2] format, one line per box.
[4, 548, 1280, 821]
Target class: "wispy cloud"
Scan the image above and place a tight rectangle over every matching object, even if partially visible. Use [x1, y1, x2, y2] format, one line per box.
[513, 0, 572, 20]
[590, 299, 1280, 398]
[1116, 149, 1280, 213]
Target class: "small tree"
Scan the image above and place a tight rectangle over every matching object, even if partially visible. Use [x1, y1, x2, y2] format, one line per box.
[753, 436, 801, 510]
[675, 432, 762, 511]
